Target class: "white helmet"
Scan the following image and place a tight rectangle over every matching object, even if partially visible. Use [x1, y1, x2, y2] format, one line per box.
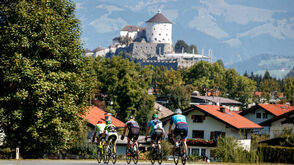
[175, 108, 182, 114]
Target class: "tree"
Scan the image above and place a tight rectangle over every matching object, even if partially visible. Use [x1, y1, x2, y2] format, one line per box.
[151, 66, 191, 110]
[263, 70, 272, 80]
[182, 61, 225, 95]
[260, 79, 280, 102]
[0, 0, 94, 158]
[284, 77, 294, 105]
[93, 56, 155, 130]
[174, 40, 190, 53]
[190, 44, 198, 54]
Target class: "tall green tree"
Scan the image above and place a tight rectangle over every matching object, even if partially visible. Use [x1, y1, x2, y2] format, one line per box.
[93, 56, 154, 129]
[0, 0, 94, 158]
[183, 61, 225, 95]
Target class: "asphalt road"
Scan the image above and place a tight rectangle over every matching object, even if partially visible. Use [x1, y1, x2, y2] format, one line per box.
[0, 160, 204, 165]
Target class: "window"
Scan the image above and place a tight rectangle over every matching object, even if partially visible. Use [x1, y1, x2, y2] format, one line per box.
[210, 149, 215, 157]
[159, 33, 161, 36]
[191, 148, 199, 156]
[263, 113, 267, 119]
[154, 38, 157, 40]
[256, 113, 261, 118]
[210, 131, 225, 140]
[201, 149, 206, 156]
[192, 115, 204, 123]
[192, 130, 204, 138]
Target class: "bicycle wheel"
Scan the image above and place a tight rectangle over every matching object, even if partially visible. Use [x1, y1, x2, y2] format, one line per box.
[173, 146, 180, 165]
[126, 148, 132, 164]
[150, 147, 156, 165]
[103, 145, 109, 164]
[157, 147, 163, 165]
[133, 144, 139, 164]
[111, 142, 117, 164]
[180, 143, 187, 165]
[96, 147, 103, 163]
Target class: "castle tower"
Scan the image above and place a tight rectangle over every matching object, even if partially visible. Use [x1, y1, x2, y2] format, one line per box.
[146, 10, 172, 45]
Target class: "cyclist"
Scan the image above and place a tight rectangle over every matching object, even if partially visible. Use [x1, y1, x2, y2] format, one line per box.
[168, 108, 188, 154]
[92, 121, 106, 148]
[104, 120, 118, 153]
[121, 116, 140, 155]
[145, 114, 165, 151]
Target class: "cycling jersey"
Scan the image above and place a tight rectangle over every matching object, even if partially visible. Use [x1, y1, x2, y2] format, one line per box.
[170, 114, 187, 125]
[125, 120, 140, 140]
[147, 119, 163, 135]
[95, 123, 106, 134]
[170, 114, 188, 139]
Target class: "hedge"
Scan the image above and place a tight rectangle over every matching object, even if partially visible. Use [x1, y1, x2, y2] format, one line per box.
[258, 145, 294, 163]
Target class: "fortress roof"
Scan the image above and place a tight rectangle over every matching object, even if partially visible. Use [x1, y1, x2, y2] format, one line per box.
[146, 11, 172, 24]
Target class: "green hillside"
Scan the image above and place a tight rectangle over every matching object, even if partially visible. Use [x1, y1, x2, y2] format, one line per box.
[226, 54, 294, 79]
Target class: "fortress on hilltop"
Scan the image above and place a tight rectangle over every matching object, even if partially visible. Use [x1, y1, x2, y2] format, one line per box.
[86, 10, 211, 69]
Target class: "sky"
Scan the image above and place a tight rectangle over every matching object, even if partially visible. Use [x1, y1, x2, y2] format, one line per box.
[73, 0, 294, 65]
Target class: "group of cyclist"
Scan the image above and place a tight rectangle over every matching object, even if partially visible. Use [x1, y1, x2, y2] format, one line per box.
[92, 108, 188, 159]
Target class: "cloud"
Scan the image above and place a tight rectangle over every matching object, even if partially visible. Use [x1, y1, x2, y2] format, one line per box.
[75, 2, 84, 9]
[89, 16, 127, 33]
[224, 38, 242, 47]
[127, 0, 169, 12]
[200, 0, 284, 25]
[189, 8, 229, 39]
[89, 5, 126, 33]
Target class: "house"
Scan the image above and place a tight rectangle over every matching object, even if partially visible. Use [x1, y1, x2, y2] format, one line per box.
[154, 102, 174, 119]
[259, 110, 294, 138]
[240, 104, 294, 134]
[82, 106, 125, 139]
[161, 105, 261, 160]
[190, 95, 242, 111]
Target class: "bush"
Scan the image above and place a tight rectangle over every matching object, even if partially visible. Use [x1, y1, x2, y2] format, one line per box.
[215, 136, 258, 163]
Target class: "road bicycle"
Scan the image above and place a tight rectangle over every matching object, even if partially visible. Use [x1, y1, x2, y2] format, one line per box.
[147, 136, 163, 165]
[105, 135, 117, 164]
[125, 138, 139, 164]
[172, 133, 187, 165]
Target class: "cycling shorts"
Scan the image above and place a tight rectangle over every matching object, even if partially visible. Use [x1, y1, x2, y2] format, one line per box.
[173, 123, 188, 139]
[127, 127, 140, 141]
[151, 129, 163, 141]
[106, 132, 118, 143]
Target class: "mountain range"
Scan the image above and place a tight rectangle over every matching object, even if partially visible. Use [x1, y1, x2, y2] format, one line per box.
[226, 54, 294, 79]
[73, 0, 294, 78]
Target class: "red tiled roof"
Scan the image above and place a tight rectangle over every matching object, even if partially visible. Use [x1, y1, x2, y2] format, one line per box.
[258, 104, 294, 116]
[195, 105, 262, 129]
[83, 106, 125, 128]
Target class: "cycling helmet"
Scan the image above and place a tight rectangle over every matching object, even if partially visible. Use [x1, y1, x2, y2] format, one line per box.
[152, 114, 158, 119]
[106, 120, 112, 125]
[175, 108, 182, 114]
[128, 115, 134, 120]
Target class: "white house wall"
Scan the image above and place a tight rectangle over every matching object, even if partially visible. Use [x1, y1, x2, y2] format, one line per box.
[244, 108, 274, 124]
[270, 116, 294, 138]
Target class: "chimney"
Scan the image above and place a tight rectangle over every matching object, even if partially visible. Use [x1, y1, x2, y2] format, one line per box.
[220, 107, 225, 113]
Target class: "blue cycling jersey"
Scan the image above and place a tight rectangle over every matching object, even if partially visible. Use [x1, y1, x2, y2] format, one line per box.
[170, 114, 187, 125]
